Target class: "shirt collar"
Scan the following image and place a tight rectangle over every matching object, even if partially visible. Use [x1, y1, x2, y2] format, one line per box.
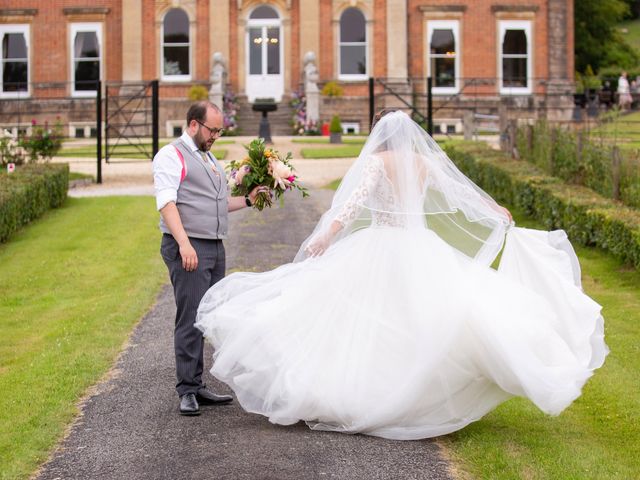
[181, 132, 200, 153]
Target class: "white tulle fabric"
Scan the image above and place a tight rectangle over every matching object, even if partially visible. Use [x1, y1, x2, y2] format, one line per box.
[195, 113, 608, 440]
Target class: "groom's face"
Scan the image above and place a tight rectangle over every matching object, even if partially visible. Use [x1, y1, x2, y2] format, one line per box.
[193, 108, 223, 152]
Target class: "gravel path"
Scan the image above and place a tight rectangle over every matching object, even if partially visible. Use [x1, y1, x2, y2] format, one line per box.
[35, 185, 455, 480]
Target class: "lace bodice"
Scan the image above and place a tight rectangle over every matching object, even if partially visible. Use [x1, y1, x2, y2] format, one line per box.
[335, 156, 406, 228]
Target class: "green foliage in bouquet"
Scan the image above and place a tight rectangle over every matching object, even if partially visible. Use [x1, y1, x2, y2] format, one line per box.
[226, 138, 309, 211]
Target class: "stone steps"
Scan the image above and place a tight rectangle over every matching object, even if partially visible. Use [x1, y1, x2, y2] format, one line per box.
[234, 95, 295, 137]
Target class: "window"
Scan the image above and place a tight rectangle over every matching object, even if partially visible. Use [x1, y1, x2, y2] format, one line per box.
[70, 23, 102, 96]
[1, 25, 29, 96]
[339, 8, 367, 80]
[162, 8, 190, 81]
[499, 20, 531, 94]
[427, 20, 459, 94]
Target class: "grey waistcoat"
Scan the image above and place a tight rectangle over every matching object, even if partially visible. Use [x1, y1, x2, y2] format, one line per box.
[159, 138, 229, 239]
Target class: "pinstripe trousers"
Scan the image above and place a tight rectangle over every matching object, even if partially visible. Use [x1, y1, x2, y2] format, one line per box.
[161, 233, 226, 397]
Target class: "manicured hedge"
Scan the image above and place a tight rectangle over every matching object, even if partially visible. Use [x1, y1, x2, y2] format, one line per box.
[0, 163, 69, 242]
[444, 141, 640, 269]
[515, 120, 640, 208]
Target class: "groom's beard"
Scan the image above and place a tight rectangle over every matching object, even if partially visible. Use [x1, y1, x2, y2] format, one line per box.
[195, 131, 215, 152]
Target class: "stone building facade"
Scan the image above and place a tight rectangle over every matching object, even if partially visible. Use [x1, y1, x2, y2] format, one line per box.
[0, 0, 574, 136]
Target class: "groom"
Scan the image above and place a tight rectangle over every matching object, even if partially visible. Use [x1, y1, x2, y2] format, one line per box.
[153, 101, 267, 415]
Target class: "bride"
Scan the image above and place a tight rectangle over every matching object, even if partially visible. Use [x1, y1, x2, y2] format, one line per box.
[195, 110, 608, 440]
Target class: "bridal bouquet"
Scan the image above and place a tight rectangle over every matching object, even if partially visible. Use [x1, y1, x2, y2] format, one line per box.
[227, 138, 309, 210]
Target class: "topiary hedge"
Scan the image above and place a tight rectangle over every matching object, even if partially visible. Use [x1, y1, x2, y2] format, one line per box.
[0, 163, 69, 242]
[444, 141, 640, 269]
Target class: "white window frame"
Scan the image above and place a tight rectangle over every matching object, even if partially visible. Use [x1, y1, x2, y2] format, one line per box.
[69, 23, 102, 98]
[338, 8, 368, 81]
[498, 20, 532, 95]
[0, 24, 30, 98]
[427, 20, 460, 95]
[161, 8, 192, 82]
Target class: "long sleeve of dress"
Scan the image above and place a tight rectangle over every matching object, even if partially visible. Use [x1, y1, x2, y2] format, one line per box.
[334, 157, 383, 228]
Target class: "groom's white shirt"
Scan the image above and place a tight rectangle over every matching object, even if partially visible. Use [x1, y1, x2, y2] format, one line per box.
[152, 132, 218, 211]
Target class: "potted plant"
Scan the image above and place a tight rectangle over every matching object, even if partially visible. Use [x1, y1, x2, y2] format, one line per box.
[329, 115, 342, 144]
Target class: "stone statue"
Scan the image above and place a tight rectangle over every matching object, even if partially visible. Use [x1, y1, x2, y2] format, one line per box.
[303, 51, 320, 122]
[303, 51, 319, 94]
[209, 52, 226, 110]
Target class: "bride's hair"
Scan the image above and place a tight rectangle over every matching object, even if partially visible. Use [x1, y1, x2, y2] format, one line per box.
[371, 108, 398, 129]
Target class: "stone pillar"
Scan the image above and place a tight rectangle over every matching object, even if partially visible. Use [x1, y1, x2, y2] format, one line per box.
[546, 0, 574, 121]
[122, 0, 142, 82]
[210, 0, 230, 70]
[299, 0, 320, 78]
[386, 0, 407, 79]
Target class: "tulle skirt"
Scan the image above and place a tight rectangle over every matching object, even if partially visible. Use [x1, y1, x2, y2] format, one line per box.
[195, 226, 607, 440]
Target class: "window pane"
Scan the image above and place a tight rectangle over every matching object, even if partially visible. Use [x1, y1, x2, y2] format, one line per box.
[431, 29, 454, 55]
[502, 58, 527, 87]
[75, 60, 99, 90]
[163, 46, 189, 75]
[3, 33, 27, 59]
[164, 8, 189, 43]
[340, 8, 366, 43]
[340, 45, 366, 75]
[250, 5, 278, 19]
[432, 57, 455, 87]
[74, 32, 99, 59]
[3, 61, 28, 91]
[249, 28, 262, 75]
[266, 27, 279, 74]
[503, 30, 527, 55]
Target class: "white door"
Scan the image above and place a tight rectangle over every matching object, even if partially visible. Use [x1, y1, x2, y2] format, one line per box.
[246, 7, 283, 102]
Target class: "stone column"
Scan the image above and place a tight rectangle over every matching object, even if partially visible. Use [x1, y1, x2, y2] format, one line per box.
[299, 0, 320, 77]
[122, 0, 142, 82]
[386, 0, 407, 79]
[546, 0, 574, 121]
[210, 0, 230, 70]
[383, 0, 411, 111]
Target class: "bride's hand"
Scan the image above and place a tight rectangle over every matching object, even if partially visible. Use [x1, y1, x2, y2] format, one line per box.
[305, 235, 330, 257]
[500, 206, 513, 222]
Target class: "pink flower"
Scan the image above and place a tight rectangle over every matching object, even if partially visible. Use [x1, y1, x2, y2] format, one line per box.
[235, 164, 250, 185]
[287, 175, 296, 183]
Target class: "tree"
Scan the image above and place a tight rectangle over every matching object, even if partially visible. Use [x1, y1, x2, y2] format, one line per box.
[575, 0, 638, 73]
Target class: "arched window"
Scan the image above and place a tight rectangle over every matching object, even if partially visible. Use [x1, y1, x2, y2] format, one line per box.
[339, 8, 367, 79]
[162, 8, 190, 80]
[499, 20, 531, 94]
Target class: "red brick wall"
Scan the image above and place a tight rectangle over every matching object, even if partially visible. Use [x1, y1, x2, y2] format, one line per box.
[1, 0, 121, 94]
[409, 0, 550, 95]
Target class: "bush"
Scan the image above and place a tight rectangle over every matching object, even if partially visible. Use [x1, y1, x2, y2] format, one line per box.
[329, 115, 342, 133]
[0, 163, 69, 242]
[20, 119, 64, 162]
[187, 85, 209, 101]
[0, 129, 25, 166]
[515, 120, 640, 208]
[321, 81, 344, 97]
[444, 141, 640, 270]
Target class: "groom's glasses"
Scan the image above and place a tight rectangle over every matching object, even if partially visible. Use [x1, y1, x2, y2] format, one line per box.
[196, 120, 224, 137]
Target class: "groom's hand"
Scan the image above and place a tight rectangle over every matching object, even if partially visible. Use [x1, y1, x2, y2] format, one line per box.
[179, 241, 198, 271]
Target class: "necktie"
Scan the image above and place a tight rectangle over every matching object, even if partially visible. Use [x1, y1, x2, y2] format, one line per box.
[200, 151, 219, 176]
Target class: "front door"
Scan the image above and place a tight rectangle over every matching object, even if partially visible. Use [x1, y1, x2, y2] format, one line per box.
[246, 6, 283, 102]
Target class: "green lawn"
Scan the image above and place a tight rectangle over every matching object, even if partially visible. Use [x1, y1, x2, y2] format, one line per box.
[619, 19, 640, 53]
[441, 204, 640, 480]
[292, 137, 366, 144]
[59, 141, 231, 160]
[0, 196, 166, 480]
[300, 145, 363, 159]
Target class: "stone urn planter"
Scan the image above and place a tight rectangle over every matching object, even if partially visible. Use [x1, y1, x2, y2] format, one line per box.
[252, 98, 277, 143]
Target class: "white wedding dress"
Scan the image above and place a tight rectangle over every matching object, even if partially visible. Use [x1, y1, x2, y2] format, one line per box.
[195, 112, 607, 440]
